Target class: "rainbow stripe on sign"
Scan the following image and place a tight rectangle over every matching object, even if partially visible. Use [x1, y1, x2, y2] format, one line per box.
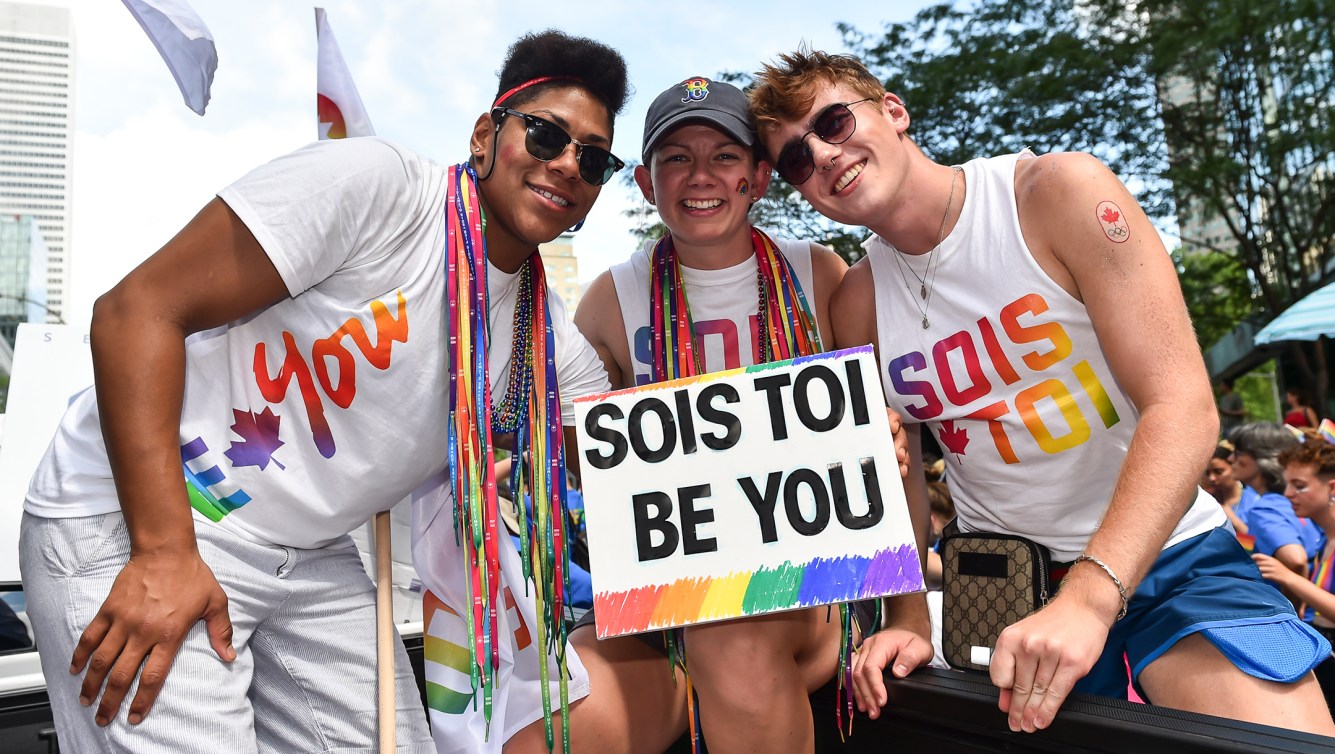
[592, 544, 921, 638]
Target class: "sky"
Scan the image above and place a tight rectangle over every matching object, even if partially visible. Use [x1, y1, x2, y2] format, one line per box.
[41, 0, 936, 328]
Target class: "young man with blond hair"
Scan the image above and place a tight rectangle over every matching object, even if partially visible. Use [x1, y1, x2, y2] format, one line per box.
[748, 49, 1335, 736]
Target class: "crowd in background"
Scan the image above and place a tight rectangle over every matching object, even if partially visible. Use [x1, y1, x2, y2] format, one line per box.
[1204, 389, 1335, 714]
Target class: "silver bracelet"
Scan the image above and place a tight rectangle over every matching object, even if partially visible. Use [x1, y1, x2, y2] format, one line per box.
[1073, 554, 1129, 621]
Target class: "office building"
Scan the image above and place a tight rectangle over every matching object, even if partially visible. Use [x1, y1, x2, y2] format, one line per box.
[539, 233, 581, 312]
[0, 2, 71, 323]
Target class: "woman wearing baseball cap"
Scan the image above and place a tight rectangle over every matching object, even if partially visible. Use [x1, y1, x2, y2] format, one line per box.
[564, 76, 891, 754]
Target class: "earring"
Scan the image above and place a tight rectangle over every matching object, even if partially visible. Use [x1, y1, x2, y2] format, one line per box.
[474, 147, 482, 153]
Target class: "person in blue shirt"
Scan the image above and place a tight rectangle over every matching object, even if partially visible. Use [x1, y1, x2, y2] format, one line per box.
[1230, 423, 1325, 575]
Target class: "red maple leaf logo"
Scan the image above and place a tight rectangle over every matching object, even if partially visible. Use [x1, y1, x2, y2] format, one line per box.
[1100, 207, 1121, 224]
[225, 407, 286, 470]
[938, 420, 969, 462]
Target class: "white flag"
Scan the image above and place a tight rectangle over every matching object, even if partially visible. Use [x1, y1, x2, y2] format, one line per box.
[120, 0, 217, 116]
[316, 8, 374, 139]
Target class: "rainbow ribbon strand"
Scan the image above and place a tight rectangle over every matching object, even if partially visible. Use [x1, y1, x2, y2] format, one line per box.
[443, 163, 570, 750]
[752, 228, 820, 364]
[648, 232, 701, 382]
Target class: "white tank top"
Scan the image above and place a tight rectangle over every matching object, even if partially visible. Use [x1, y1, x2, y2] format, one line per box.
[610, 233, 816, 387]
[866, 153, 1222, 561]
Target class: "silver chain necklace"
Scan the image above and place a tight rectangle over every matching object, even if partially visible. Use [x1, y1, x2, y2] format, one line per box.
[890, 165, 961, 330]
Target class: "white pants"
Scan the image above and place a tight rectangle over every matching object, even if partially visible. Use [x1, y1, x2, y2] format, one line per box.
[20, 511, 434, 753]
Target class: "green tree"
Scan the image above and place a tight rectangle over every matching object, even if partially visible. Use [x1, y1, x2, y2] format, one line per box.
[620, 161, 666, 244]
[1236, 361, 1281, 423]
[1171, 247, 1254, 350]
[844, 0, 1333, 412]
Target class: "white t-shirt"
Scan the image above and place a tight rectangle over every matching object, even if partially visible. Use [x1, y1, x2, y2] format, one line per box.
[25, 137, 610, 550]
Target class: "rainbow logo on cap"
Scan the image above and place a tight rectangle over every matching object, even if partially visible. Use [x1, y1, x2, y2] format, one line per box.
[682, 77, 709, 103]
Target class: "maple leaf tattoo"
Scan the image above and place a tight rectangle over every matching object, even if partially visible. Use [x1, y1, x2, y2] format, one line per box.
[1095, 201, 1130, 243]
[938, 420, 969, 463]
[225, 407, 286, 470]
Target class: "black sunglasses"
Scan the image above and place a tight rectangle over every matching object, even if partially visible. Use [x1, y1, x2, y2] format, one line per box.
[774, 98, 876, 186]
[492, 107, 625, 186]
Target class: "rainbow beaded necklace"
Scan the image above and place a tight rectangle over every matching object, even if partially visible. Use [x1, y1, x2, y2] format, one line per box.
[445, 162, 571, 751]
[649, 227, 878, 745]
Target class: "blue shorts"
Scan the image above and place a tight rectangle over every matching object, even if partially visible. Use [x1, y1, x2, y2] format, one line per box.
[1076, 526, 1331, 700]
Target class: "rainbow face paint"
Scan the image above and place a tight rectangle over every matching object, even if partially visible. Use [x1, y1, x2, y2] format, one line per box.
[737, 178, 749, 196]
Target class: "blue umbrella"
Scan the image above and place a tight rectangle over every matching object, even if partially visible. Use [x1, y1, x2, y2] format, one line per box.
[1254, 281, 1335, 345]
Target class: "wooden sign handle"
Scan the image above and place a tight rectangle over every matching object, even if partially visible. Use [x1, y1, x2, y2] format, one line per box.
[375, 509, 396, 753]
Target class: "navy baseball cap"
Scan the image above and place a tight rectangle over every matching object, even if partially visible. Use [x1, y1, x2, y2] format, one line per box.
[641, 76, 756, 163]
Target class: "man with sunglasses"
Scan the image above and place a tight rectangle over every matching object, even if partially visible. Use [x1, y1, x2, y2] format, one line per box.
[20, 30, 630, 754]
[749, 50, 1335, 737]
[488, 106, 625, 188]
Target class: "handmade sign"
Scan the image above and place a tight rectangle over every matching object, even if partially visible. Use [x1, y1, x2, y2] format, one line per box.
[573, 346, 923, 639]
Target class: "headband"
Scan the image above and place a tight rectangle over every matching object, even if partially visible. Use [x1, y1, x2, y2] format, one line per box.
[492, 75, 583, 109]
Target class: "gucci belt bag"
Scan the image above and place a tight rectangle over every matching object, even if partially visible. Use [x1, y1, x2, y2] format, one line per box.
[940, 521, 1051, 672]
